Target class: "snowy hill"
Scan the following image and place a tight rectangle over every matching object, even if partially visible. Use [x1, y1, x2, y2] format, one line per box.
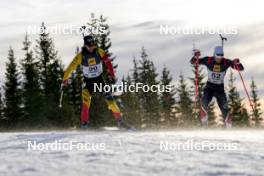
[0, 129, 264, 176]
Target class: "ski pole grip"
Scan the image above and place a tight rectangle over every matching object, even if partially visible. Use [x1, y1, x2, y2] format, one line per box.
[193, 49, 201, 57]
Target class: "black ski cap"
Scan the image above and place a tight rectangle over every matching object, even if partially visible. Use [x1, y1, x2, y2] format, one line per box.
[84, 35, 95, 46]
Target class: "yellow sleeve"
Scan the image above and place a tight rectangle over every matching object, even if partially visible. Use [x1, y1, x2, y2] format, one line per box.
[63, 53, 82, 80]
[97, 48, 106, 58]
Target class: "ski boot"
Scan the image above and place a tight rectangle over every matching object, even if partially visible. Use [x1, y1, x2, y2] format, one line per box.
[201, 115, 208, 127]
[117, 118, 135, 131]
[200, 107, 208, 127]
[225, 115, 232, 128]
[80, 122, 90, 129]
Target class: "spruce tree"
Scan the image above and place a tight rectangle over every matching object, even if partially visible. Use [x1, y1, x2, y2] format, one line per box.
[20, 34, 43, 126]
[0, 91, 2, 117]
[4, 47, 23, 127]
[35, 22, 64, 99]
[119, 75, 142, 128]
[35, 22, 76, 127]
[176, 73, 193, 126]
[122, 57, 145, 128]
[160, 66, 176, 126]
[35, 22, 58, 96]
[137, 47, 160, 127]
[228, 70, 250, 127]
[98, 15, 116, 64]
[0, 89, 3, 128]
[132, 57, 140, 83]
[35, 22, 58, 124]
[47, 58, 64, 100]
[67, 46, 83, 115]
[250, 78, 262, 127]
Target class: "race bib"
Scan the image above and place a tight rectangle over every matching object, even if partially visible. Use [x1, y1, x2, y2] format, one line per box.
[208, 69, 226, 84]
[82, 63, 103, 78]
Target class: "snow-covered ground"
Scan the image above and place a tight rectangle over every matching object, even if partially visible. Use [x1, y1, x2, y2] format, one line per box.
[0, 129, 264, 176]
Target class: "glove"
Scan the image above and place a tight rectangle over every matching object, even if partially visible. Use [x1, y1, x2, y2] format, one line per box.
[108, 76, 117, 84]
[193, 49, 201, 58]
[233, 58, 241, 70]
[233, 58, 240, 65]
[61, 79, 68, 89]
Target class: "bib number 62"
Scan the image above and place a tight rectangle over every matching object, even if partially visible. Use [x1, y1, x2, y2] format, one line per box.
[212, 73, 221, 80]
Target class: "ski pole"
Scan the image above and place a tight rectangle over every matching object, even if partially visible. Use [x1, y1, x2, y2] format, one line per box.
[219, 34, 227, 48]
[194, 58, 199, 111]
[192, 42, 199, 113]
[235, 64, 255, 113]
[59, 86, 64, 108]
[80, 26, 86, 38]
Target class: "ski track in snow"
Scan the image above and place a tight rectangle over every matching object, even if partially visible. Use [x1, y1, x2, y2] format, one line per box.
[0, 130, 264, 176]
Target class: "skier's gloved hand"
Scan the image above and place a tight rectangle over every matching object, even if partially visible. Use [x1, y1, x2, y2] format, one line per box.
[108, 76, 117, 84]
[233, 58, 240, 64]
[61, 79, 68, 89]
[233, 58, 241, 70]
[193, 49, 201, 58]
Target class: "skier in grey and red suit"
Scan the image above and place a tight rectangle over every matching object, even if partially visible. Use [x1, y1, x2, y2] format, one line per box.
[190, 46, 244, 128]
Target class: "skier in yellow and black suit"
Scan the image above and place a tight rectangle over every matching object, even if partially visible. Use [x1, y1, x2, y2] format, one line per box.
[62, 35, 130, 129]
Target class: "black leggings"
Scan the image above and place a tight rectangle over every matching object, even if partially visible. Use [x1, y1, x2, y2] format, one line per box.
[201, 83, 229, 119]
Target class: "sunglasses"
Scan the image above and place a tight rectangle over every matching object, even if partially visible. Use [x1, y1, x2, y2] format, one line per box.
[216, 54, 224, 57]
[85, 42, 96, 47]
